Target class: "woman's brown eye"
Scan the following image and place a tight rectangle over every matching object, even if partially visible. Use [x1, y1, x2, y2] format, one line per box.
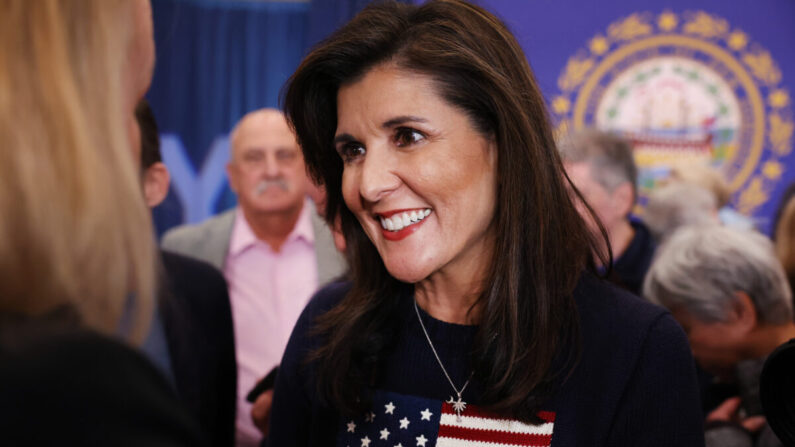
[395, 127, 425, 147]
[339, 143, 366, 163]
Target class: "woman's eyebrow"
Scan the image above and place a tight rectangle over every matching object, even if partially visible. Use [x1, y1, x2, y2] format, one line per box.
[382, 115, 428, 128]
[333, 116, 429, 143]
[333, 133, 355, 145]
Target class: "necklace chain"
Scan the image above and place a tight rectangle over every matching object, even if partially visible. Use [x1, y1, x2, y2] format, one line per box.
[413, 299, 472, 400]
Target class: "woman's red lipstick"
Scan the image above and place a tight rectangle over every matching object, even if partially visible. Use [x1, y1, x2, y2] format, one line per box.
[377, 209, 430, 241]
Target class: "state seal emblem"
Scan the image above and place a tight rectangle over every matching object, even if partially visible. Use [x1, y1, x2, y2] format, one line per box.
[552, 11, 793, 215]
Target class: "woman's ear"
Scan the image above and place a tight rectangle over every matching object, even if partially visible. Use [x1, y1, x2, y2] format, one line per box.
[143, 161, 170, 208]
[730, 291, 759, 335]
[611, 182, 635, 218]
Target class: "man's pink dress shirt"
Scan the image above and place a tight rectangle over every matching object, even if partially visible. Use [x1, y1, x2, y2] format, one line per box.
[225, 202, 318, 446]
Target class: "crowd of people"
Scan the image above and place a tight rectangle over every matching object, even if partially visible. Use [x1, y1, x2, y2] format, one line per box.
[1, 0, 794, 446]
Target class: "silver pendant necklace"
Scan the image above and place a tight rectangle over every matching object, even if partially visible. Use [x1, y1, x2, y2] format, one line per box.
[413, 299, 473, 422]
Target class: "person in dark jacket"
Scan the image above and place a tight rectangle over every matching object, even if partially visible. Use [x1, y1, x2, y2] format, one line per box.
[138, 99, 238, 447]
[559, 129, 656, 296]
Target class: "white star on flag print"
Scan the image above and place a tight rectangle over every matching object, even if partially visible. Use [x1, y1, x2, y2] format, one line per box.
[336, 390, 555, 446]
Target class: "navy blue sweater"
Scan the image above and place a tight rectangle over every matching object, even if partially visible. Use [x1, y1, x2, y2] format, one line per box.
[268, 274, 705, 446]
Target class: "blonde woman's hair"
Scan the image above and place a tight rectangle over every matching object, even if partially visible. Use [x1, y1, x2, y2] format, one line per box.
[669, 162, 732, 208]
[0, 0, 155, 341]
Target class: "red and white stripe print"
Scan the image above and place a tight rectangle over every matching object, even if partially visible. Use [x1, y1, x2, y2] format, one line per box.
[436, 403, 555, 447]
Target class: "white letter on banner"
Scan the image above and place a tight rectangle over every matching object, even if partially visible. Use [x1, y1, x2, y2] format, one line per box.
[160, 134, 230, 224]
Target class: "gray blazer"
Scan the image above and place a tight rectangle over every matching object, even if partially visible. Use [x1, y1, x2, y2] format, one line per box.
[160, 203, 347, 287]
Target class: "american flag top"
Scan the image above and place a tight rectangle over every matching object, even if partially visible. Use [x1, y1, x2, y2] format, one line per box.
[337, 390, 555, 447]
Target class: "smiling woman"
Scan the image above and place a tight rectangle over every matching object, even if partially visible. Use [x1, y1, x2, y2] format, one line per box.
[336, 65, 498, 288]
[269, 1, 705, 446]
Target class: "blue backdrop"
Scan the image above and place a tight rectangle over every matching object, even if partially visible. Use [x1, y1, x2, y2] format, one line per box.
[477, 0, 795, 234]
[150, 0, 795, 236]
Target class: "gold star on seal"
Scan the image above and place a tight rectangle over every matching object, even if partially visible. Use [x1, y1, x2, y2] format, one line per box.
[589, 35, 609, 55]
[727, 31, 748, 50]
[552, 96, 571, 114]
[763, 161, 784, 180]
[657, 12, 678, 32]
[769, 90, 790, 109]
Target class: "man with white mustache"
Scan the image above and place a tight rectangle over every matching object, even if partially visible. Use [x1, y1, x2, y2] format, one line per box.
[162, 108, 346, 447]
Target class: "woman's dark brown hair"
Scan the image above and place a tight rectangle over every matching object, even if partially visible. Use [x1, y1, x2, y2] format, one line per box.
[284, 0, 599, 422]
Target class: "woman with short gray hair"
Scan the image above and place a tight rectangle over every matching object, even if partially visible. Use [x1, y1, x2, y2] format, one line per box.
[644, 225, 794, 447]
[644, 225, 791, 325]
